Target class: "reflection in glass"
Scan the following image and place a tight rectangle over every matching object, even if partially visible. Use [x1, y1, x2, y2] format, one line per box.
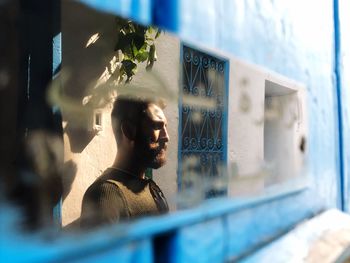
[2, 0, 308, 233]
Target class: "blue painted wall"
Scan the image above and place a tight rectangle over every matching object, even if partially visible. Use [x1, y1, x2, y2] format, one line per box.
[179, 0, 341, 209]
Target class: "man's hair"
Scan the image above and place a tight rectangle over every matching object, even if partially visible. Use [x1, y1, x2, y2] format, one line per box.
[111, 95, 165, 145]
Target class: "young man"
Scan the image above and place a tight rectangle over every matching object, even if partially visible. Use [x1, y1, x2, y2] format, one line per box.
[80, 95, 169, 228]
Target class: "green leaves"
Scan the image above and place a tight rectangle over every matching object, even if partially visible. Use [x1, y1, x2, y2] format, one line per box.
[114, 18, 161, 83]
[146, 44, 156, 71]
[135, 45, 149, 62]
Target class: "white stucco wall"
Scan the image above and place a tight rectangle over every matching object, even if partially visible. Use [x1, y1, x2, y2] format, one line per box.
[227, 58, 307, 196]
[62, 106, 117, 226]
[61, 1, 118, 226]
[227, 58, 266, 196]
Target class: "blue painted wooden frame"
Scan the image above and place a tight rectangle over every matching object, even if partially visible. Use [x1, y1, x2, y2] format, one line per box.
[3, 0, 349, 262]
[78, 0, 152, 25]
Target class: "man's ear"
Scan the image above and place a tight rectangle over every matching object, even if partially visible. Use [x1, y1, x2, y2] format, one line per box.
[121, 121, 136, 140]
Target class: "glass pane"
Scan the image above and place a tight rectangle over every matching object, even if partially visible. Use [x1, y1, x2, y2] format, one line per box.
[2, 0, 309, 233]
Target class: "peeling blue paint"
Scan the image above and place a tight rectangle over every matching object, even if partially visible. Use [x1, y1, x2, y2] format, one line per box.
[53, 33, 62, 77]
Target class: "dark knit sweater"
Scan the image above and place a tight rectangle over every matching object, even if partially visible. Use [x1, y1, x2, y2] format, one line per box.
[80, 168, 168, 228]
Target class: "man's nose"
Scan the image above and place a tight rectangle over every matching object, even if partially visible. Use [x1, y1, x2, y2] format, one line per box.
[160, 127, 170, 142]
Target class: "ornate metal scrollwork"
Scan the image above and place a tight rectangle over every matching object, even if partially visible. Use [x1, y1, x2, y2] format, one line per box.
[180, 46, 226, 183]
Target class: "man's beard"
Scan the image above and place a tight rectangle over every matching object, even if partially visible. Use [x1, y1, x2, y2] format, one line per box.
[134, 133, 167, 169]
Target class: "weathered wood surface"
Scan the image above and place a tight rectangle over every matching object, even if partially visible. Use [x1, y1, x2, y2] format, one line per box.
[244, 209, 350, 263]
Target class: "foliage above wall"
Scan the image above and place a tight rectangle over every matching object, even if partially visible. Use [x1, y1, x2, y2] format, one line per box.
[71, 18, 163, 110]
[114, 17, 161, 83]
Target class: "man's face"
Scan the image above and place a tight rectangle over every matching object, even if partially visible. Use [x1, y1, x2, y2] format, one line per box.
[135, 103, 170, 169]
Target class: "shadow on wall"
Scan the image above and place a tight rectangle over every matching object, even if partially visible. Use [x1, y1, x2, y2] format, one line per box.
[58, 0, 122, 227]
[62, 160, 77, 201]
[64, 125, 97, 153]
[61, 0, 118, 153]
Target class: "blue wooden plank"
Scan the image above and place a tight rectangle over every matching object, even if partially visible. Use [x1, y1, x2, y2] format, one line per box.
[225, 190, 322, 261]
[240, 210, 350, 263]
[78, 0, 152, 25]
[64, 239, 153, 263]
[152, 0, 178, 31]
[0, 218, 152, 263]
[171, 218, 226, 263]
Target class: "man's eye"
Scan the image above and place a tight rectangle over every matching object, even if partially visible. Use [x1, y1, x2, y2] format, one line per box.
[154, 122, 166, 130]
[153, 123, 162, 130]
